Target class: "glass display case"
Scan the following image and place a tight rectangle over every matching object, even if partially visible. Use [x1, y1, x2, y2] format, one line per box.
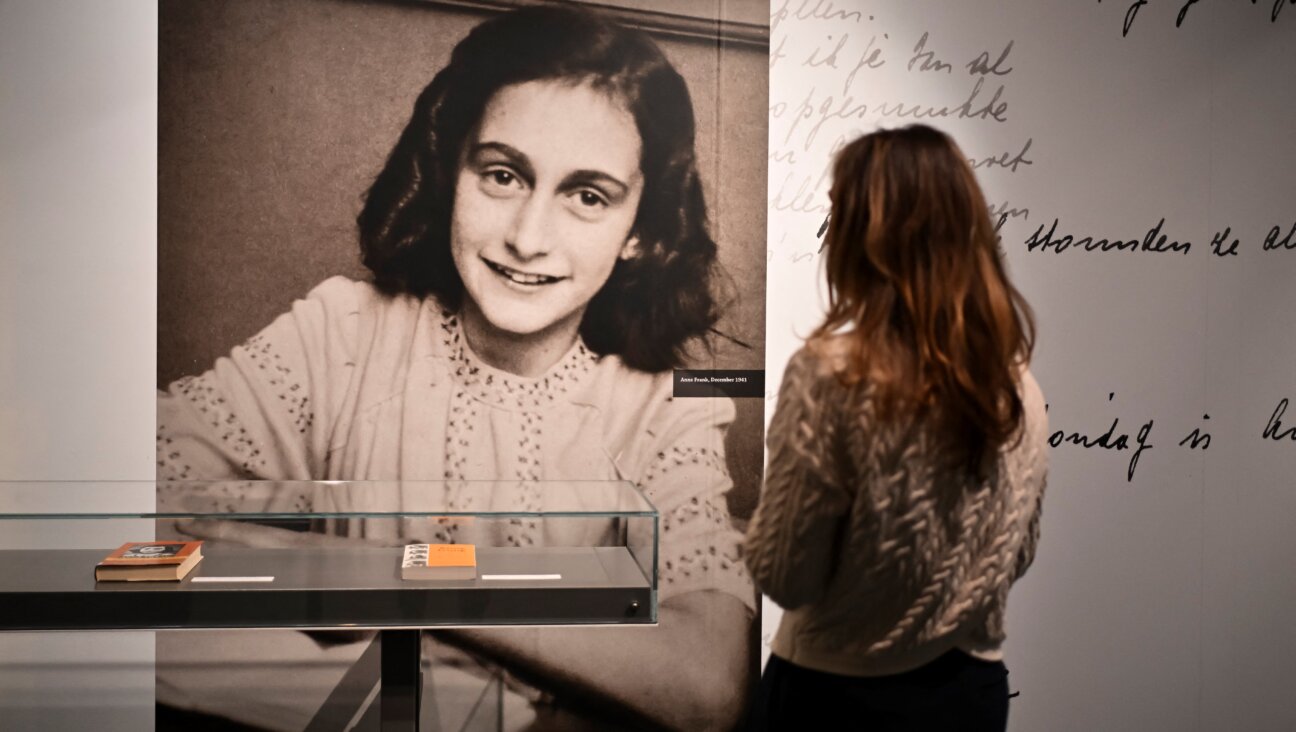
[0, 480, 659, 630]
[0, 480, 659, 731]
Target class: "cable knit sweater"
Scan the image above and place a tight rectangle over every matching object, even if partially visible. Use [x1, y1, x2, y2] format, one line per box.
[744, 343, 1048, 677]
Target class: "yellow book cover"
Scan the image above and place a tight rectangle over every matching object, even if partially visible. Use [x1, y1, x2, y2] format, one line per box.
[401, 543, 476, 581]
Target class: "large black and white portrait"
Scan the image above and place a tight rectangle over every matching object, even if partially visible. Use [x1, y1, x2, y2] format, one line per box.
[156, 0, 767, 730]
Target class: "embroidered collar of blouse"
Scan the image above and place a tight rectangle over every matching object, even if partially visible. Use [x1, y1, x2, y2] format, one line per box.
[437, 309, 597, 411]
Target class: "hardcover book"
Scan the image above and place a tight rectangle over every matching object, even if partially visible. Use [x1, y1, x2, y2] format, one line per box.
[95, 541, 204, 582]
[401, 543, 476, 581]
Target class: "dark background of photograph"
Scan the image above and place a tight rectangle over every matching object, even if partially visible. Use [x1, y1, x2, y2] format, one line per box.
[157, 0, 769, 517]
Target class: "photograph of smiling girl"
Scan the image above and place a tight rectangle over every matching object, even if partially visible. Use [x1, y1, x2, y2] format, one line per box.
[156, 0, 767, 730]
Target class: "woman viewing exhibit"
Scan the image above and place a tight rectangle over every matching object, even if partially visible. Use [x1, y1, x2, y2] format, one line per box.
[156, 6, 753, 730]
[744, 125, 1049, 731]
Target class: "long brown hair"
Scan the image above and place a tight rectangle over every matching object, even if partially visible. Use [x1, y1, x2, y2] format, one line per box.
[812, 124, 1036, 470]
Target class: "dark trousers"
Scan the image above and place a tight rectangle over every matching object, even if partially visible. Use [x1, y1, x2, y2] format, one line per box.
[749, 650, 1010, 732]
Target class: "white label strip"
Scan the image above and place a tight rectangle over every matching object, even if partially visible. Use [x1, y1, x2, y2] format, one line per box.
[191, 576, 276, 583]
[481, 574, 562, 581]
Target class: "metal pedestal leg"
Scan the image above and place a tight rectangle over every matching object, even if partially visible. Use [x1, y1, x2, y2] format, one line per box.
[380, 629, 421, 732]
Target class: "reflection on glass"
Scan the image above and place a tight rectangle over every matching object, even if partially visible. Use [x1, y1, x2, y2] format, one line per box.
[0, 480, 658, 590]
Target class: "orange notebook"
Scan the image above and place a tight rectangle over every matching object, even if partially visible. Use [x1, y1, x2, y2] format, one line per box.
[401, 543, 476, 581]
[95, 541, 204, 582]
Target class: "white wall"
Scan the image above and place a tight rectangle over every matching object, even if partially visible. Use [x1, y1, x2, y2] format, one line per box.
[0, 1, 157, 729]
[766, 1, 1296, 730]
[0, 0, 156, 480]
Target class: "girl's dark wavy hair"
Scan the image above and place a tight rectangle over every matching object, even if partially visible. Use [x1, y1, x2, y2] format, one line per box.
[357, 5, 719, 373]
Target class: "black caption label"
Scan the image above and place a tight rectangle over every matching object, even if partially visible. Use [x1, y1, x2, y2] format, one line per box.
[673, 370, 766, 398]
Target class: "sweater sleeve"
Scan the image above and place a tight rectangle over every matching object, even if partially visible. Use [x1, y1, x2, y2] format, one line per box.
[156, 276, 362, 482]
[637, 393, 756, 614]
[1014, 474, 1045, 580]
[1011, 370, 1049, 581]
[743, 347, 853, 610]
